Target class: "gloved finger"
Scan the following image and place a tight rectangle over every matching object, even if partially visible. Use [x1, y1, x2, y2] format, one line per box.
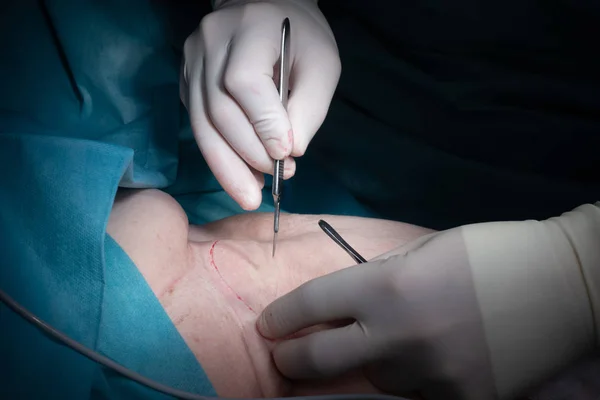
[287, 48, 341, 157]
[257, 264, 368, 339]
[271, 322, 371, 379]
[282, 156, 296, 180]
[204, 42, 275, 175]
[369, 232, 440, 262]
[187, 60, 263, 210]
[251, 167, 265, 190]
[223, 29, 293, 160]
[251, 158, 297, 184]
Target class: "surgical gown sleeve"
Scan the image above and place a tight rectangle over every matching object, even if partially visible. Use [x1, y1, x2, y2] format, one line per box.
[460, 201, 600, 399]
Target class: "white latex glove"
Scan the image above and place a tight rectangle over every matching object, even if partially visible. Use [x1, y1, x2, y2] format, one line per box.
[257, 203, 600, 400]
[180, 0, 341, 210]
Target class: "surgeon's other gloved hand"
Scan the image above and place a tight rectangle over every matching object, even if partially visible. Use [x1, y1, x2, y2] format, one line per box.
[257, 203, 600, 400]
[180, 0, 341, 210]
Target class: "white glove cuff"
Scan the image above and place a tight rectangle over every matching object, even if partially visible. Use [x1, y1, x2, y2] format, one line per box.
[549, 202, 600, 345]
[461, 203, 600, 399]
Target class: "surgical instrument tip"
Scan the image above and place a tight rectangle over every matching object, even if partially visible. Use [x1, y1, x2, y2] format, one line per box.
[272, 189, 281, 257]
[318, 219, 368, 264]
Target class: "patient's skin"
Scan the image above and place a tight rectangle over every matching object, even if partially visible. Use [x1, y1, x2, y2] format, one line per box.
[106, 189, 433, 398]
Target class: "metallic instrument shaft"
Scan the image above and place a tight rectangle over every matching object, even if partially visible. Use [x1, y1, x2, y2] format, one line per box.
[272, 18, 291, 257]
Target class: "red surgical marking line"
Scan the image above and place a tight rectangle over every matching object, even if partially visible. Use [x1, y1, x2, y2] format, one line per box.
[159, 273, 186, 298]
[209, 240, 255, 313]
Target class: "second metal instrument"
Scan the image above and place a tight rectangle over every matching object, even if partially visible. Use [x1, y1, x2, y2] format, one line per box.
[272, 18, 291, 258]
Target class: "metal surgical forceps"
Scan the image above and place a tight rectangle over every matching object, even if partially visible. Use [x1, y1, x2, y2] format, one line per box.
[318, 220, 368, 264]
[272, 17, 291, 257]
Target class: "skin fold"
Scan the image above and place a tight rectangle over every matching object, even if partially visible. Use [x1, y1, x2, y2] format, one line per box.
[106, 188, 433, 397]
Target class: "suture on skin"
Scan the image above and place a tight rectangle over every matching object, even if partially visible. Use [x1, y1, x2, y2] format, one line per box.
[209, 240, 256, 314]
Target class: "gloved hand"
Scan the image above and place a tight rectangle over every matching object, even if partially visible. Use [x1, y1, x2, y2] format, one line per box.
[257, 229, 497, 400]
[257, 204, 600, 400]
[180, 0, 341, 210]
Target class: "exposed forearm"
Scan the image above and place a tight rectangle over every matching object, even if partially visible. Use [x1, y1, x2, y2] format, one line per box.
[461, 202, 600, 399]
